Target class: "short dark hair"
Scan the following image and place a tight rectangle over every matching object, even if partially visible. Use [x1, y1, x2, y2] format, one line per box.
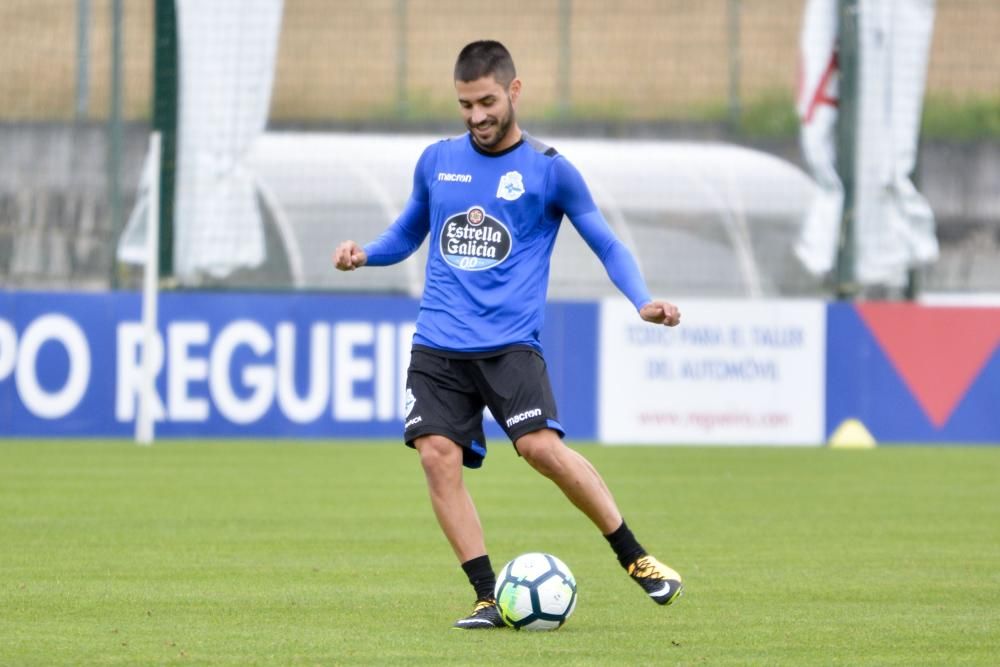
[454, 40, 516, 86]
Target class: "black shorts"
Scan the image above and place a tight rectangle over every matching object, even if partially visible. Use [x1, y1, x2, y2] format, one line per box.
[403, 346, 565, 469]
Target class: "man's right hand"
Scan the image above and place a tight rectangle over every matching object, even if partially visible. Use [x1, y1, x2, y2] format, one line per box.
[333, 241, 367, 271]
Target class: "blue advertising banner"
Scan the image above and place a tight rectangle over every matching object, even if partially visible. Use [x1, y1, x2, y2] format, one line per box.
[826, 302, 1000, 443]
[11, 293, 995, 445]
[0, 291, 598, 441]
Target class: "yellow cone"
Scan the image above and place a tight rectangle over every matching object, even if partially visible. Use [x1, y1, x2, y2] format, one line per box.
[828, 418, 876, 449]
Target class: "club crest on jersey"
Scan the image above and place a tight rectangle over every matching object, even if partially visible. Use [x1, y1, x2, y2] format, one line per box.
[496, 170, 525, 201]
[404, 388, 416, 417]
[440, 206, 512, 271]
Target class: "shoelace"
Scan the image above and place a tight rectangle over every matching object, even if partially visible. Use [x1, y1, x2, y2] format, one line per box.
[472, 599, 496, 613]
[629, 557, 665, 579]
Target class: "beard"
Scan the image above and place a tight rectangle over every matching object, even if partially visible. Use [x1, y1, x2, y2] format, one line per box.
[467, 97, 515, 150]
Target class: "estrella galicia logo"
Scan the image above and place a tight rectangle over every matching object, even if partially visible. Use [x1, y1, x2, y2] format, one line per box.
[440, 206, 512, 271]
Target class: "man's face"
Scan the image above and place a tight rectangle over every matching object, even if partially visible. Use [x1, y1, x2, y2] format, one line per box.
[455, 75, 521, 151]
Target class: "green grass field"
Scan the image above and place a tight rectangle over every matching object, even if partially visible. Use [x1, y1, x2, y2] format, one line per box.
[2, 441, 998, 666]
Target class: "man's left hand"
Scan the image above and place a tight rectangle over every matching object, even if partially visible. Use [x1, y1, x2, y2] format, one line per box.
[639, 301, 681, 327]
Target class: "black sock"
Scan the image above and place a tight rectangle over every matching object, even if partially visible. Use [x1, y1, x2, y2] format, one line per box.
[604, 520, 647, 569]
[461, 554, 496, 601]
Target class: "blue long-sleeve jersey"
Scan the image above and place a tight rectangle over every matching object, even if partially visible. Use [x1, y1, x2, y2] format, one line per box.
[363, 132, 652, 354]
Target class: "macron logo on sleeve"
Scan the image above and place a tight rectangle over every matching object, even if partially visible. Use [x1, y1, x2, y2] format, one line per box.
[438, 172, 472, 183]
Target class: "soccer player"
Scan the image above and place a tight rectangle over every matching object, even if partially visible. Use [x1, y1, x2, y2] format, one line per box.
[333, 40, 683, 629]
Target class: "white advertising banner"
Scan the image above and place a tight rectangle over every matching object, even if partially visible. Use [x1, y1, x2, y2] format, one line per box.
[599, 299, 826, 445]
[795, 0, 842, 276]
[795, 0, 937, 286]
[173, 0, 284, 280]
[854, 0, 938, 286]
[119, 0, 285, 280]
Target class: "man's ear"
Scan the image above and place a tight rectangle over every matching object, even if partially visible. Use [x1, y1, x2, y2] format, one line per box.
[508, 78, 522, 106]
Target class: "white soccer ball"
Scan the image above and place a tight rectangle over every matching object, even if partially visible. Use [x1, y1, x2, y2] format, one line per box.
[494, 552, 578, 631]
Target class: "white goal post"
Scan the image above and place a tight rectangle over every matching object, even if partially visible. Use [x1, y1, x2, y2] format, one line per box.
[135, 132, 161, 446]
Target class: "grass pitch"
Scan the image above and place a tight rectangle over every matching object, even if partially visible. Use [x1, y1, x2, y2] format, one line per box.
[2, 441, 998, 665]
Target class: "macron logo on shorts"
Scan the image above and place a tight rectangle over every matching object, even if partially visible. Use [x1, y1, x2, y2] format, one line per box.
[506, 408, 542, 428]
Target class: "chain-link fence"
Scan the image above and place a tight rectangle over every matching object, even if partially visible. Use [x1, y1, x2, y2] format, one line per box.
[1, 0, 997, 294]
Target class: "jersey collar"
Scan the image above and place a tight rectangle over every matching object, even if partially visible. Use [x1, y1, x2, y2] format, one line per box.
[467, 132, 524, 158]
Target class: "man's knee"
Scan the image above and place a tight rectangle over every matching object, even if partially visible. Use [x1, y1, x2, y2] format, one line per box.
[516, 429, 566, 477]
[415, 434, 462, 474]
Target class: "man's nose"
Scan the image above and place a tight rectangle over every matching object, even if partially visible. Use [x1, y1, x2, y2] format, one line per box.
[469, 106, 487, 125]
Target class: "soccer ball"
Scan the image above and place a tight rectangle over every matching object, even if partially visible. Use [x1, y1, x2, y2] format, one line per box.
[494, 552, 577, 631]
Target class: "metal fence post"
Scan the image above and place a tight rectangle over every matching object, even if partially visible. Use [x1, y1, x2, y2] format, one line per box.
[108, 0, 123, 287]
[396, 0, 408, 117]
[557, 0, 572, 116]
[75, 0, 91, 119]
[727, 0, 742, 130]
[835, 0, 860, 298]
[153, 0, 178, 281]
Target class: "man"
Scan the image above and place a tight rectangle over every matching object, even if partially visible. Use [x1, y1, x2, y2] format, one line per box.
[334, 40, 683, 629]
